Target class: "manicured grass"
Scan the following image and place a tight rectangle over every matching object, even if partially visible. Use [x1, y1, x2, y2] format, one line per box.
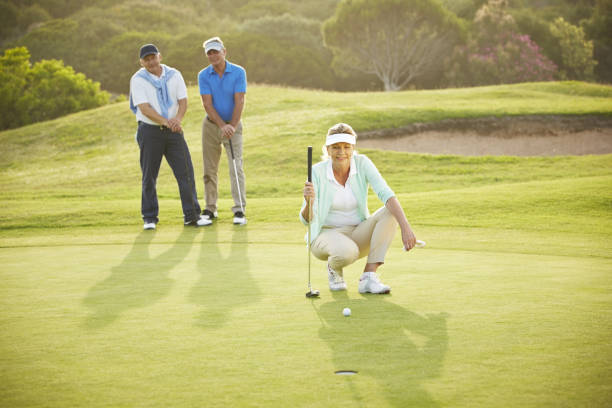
[0, 82, 611, 407]
[1, 225, 610, 407]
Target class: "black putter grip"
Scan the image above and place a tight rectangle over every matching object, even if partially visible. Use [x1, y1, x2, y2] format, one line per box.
[307, 146, 312, 182]
[228, 139, 235, 159]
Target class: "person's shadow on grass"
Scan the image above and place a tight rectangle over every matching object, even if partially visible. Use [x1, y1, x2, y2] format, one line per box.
[190, 225, 260, 329]
[83, 228, 199, 329]
[316, 292, 448, 408]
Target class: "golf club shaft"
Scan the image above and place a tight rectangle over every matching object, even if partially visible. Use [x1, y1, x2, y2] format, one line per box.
[228, 139, 245, 214]
[307, 146, 312, 291]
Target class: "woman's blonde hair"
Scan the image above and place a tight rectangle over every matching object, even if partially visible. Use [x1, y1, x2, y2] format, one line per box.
[322, 123, 358, 159]
[327, 123, 357, 138]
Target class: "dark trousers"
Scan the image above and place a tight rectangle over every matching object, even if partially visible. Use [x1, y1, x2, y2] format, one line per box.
[136, 122, 201, 223]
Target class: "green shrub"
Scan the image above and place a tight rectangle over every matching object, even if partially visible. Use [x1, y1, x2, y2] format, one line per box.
[0, 46, 109, 130]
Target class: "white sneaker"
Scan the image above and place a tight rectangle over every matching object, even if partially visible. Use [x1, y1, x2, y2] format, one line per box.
[328, 264, 347, 291]
[196, 216, 212, 226]
[143, 222, 156, 230]
[358, 272, 390, 294]
[184, 216, 212, 227]
[233, 211, 247, 225]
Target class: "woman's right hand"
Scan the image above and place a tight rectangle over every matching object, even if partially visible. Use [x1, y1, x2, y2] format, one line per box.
[303, 181, 315, 203]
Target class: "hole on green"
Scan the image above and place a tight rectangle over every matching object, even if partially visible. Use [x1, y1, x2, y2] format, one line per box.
[335, 370, 357, 375]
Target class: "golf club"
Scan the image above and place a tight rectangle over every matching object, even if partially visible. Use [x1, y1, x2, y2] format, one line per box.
[228, 139, 246, 219]
[305, 146, 320, 298]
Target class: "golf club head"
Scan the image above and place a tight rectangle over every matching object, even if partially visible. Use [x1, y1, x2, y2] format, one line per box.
[305, 289, 320, 298]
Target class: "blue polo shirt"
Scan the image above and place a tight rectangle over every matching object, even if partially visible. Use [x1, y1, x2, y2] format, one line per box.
[198, 61, 247, 122]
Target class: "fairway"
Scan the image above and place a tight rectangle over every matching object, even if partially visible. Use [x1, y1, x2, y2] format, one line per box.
[1, 82, 611, 406]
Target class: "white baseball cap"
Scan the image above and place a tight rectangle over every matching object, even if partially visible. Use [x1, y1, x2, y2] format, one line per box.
[204, 40, 224, 53]
[326, 133, 356, 146]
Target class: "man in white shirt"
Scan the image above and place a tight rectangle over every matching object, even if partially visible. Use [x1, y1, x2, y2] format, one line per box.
[129, 43, 211, 230]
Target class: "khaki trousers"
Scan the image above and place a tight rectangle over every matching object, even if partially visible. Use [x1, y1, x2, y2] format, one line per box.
[201, 118, 246, 214]
[310, 207, 397, 273]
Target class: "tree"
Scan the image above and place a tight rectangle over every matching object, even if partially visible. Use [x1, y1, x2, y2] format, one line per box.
[95, 31, 171, 94]
[0, 47, 109, 130]
[0, 47, 29, 130]
[17, 18, 80, 64]
[549, 17, 596, 80]
[0, 0, 19, 39]
[322, 0, 463, 91]
[224, 31, 338, 90]
[583, 0, 612, 83]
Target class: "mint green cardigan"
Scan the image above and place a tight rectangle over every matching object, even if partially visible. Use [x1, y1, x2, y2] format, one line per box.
[299, 154, 395, 243]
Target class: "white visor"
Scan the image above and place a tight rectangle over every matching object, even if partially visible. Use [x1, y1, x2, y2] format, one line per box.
[326, 133, 356, 146]
[204, 41, 224, 53]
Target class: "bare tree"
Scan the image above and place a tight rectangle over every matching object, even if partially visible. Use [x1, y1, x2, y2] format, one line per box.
[323, 0, 461, 91]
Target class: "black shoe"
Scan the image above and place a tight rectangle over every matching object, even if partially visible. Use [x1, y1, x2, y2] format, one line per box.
[202, 209, 218, 220]
[233, 211, 247, 225]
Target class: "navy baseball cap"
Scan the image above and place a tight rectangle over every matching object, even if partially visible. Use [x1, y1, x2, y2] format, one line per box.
[139, 44, 159, 59]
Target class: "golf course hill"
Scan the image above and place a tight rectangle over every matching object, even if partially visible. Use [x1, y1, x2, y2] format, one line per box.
[1, 80, 611, 235]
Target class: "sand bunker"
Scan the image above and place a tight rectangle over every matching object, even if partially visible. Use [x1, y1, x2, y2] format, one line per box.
[358, 115, 612, 156]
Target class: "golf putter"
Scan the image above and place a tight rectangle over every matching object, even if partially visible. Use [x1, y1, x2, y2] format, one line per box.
[305, 146, 320, 298]
[228, 139, 245, 215]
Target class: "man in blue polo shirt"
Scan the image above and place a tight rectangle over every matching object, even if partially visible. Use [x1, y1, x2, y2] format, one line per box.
[198, 37, 248, 225]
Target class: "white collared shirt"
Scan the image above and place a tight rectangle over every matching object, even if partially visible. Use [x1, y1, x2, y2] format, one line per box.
[324, 157, 361, 227]
[130, 65, 187, 124]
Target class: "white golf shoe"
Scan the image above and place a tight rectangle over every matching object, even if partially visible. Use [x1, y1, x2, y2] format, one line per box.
[233, 211, 247, 225]
[328, 264, 347, 291]
[184, 215, 212, 227]
[143, 222, 156, 230]
[358, 272, 390, 294]
[196, 216, 213, 226]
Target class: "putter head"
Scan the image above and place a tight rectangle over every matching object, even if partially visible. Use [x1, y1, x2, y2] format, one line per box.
[305, 289, 320, 298]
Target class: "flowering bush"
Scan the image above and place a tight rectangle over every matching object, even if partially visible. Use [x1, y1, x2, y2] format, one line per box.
[446, 0, 557, 86]
[469, 33, 557, 84]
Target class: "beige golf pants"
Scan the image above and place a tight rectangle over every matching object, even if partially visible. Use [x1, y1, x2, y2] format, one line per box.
[202, 117, 246, 214]
[311, 207, 397, 273]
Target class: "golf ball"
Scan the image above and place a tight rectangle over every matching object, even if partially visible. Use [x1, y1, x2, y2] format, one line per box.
[343, 307, 351, 317]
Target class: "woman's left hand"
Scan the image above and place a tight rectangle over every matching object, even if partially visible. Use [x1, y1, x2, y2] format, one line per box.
[401, 226, 417, 251]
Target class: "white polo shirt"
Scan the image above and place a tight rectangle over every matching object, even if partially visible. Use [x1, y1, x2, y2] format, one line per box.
[324, 157, 361, 227]
[129, 65, 187, 125]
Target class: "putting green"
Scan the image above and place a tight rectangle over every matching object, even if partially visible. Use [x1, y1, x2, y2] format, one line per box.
[1, 224, 610, 407]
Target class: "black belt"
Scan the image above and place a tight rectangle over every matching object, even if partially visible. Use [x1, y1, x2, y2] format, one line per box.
[139, 121, 171, 131]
